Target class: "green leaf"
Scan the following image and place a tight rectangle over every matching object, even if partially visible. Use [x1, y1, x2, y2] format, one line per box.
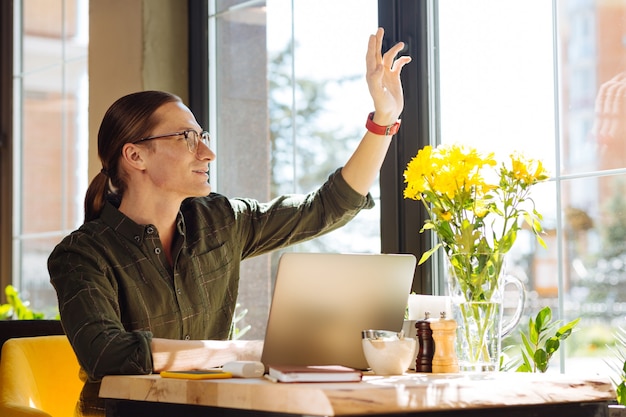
[498, 228, 517, 253]
[537, 321, 561, 345]
[556, 318, 580, 340]
[2, 284, 45, 320]
[519, 332, 534, 365]
[535, 234, 548, 249]
[0, 304, 12, 319]
[418, 244, 442, 265]
[618, 383, 626, 406]
[534, 349, 548, 372]
[545, 337, 560, 355]
[535, 306, 551, 333]
[528, 316, 539, 345]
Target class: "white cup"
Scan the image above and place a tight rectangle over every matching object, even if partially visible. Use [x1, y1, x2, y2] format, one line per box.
[361, 330, 416, 375]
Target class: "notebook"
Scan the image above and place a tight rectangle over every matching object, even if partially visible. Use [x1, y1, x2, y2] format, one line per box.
[261, 252, 416, 371]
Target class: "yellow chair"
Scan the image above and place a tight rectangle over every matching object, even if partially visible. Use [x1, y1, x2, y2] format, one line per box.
[0, 335, 83, 417]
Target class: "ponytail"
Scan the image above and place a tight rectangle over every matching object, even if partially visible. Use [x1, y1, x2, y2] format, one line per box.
[83, 171, 110, 222]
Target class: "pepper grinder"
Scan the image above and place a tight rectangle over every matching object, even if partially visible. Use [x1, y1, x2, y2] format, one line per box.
[430, 311, 459, 373]
[415, 312, 434, 373]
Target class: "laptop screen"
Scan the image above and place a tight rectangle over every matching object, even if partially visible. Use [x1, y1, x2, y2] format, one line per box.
[261, 252, 416, 370]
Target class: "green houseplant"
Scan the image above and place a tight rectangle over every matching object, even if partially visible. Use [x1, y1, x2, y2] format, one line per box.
[606, 327, 626, 406]
[503, 306, 579, 373]
[0, 285, 45, 320]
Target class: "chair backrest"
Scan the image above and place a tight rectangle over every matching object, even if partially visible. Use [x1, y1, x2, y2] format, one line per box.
[0, 335, 82, 417]
[0, 320, 65, 362]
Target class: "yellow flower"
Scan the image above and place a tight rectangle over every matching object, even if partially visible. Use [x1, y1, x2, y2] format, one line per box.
[403, 146, 435, 200]
[434, 145, 494, 198]
[510, 152, 549, 185]
[403, 143, 549, 265]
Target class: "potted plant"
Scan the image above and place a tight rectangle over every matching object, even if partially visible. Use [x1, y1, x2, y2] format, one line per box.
[500, 306, 579, 372]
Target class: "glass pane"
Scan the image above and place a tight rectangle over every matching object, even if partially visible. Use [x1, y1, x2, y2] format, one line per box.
[268, 0, 379, 253]
[210, 0, 378, 339]
[563, 1, 626, 174]
[562, 174, 626, 375]
[22, 0, 63, 74]
[215, 0, 250, 14]
[437, 0, 626, 376]
[21, 79, 65, 234]
[20, 237, 63, 318]
[438, 0, 556, 171]
[558, 1, 626, 374]
[14, 0, 89, 317]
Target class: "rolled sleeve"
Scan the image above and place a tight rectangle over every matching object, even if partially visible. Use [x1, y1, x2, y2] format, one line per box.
[49, 237, 154, 382]
[329, 167, 376, 211]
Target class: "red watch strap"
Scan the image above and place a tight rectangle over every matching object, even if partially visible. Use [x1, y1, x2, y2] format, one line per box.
[366, 112, 401, 136]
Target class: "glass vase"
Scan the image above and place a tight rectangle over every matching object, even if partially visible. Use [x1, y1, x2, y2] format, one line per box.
[446, 252, 525, 372]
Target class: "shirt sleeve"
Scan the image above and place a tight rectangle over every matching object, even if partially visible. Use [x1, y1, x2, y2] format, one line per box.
[48, 235, 154, 382]
[231, 168, 375, 258]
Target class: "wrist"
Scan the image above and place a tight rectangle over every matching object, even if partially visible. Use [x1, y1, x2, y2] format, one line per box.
[365, 112, 401, 136]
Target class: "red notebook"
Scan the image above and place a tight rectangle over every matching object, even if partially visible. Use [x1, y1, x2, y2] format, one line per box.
[267, 365, 362, 383]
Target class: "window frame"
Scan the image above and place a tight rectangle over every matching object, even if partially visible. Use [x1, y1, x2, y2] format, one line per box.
[0, 0, 13, 297]
[378, 0, 439, 295]
[188, 0, 209, 131]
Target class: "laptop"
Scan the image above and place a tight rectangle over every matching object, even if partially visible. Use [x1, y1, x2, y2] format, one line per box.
[261, 252, 416, 371]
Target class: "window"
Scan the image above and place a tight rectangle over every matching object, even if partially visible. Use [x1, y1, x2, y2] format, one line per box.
[208, 0, 377, 338]
[435, 0, 626, 371]
[9, 0, 89, 317]
[3, 0, 615, 376]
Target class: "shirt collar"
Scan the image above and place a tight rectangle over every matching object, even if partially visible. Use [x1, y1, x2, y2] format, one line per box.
[100, 201, 157, 245]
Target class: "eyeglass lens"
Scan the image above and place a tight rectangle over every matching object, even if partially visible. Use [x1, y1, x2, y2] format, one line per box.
[183, 130, 210, 153]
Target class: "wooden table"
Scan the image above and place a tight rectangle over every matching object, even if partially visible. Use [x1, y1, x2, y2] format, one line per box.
[100, 372, 616, 417]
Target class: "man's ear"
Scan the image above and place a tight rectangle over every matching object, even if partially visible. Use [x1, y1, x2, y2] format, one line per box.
[121, 143, 146, 172]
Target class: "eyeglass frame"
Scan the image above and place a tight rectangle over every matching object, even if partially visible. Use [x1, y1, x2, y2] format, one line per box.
[131, 129, 210, 154]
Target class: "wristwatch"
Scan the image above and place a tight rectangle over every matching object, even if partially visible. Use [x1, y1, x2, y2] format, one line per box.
[366, 112, 401, 136]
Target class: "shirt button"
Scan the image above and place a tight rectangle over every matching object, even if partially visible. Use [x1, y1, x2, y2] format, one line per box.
[154, 248, 161, 255]
[146, 226, 154, 234]
[177, 288, 182, 295]
[184, 335, 190, 340]
[134, 236, 140, 242]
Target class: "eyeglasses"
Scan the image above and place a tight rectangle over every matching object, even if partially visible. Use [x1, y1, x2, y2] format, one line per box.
[132, 129, 210, 154]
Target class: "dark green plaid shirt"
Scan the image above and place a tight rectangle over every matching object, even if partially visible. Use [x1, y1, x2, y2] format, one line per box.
[49, 169, 372, 384]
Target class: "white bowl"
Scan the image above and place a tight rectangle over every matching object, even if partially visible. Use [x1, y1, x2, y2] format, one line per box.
[361, 330, 416, 375]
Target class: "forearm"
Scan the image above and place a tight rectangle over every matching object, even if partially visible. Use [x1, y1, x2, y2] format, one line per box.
[150, 338, 264, 372]
[341, 130, 393, 196]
